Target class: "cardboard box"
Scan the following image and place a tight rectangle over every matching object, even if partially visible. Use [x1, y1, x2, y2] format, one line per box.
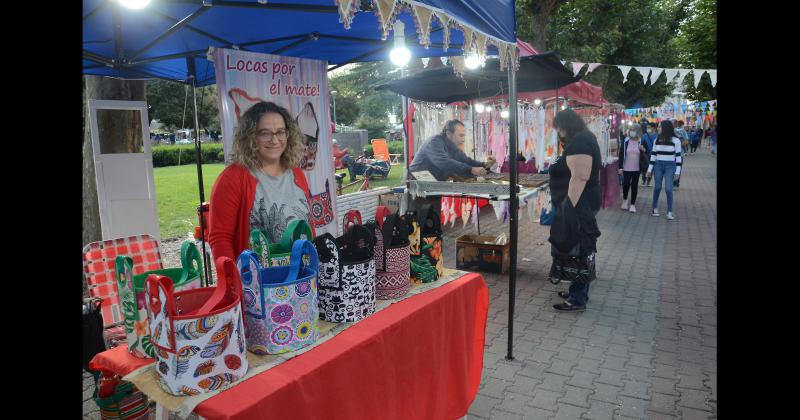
[455, 234, 510, 274]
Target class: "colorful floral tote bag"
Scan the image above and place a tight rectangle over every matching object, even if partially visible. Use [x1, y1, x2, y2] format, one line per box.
[237, 239, 320, 355]
[145, 257, 248, 396]
[116, 241, 204, 358]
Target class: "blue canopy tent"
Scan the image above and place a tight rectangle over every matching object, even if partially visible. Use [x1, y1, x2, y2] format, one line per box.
[83, 0, 524, 359]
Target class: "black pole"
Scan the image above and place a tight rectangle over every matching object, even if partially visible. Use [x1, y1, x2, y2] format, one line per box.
[188, 58, 213, 286]
[506, 62, 519, 361]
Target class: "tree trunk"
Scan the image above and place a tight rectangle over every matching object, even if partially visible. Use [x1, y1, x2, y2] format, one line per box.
[82, 76, 146, 293]
[530, 12, 549, 52]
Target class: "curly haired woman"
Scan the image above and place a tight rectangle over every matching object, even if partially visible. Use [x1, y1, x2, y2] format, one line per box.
[208, 101, 315, 263]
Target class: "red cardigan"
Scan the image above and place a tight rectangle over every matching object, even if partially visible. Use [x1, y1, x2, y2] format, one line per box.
[208, 164, 315, 264]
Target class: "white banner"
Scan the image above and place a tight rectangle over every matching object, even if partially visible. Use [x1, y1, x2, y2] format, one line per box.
[664, 68, 679, 83]
[677, 69, 692, 86]
[618, 65, 632, 83]
[214, 48, 338, 237]
[707, 70, 717, 87]
[693, 69, 706, 88]
[634, 66, 650, 83]
[585, 63, 602, 75]
[572, 62, 586, 77]
[649, 68, 664, 84]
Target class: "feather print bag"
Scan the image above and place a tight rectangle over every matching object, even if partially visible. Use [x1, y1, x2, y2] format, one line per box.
[116, 241, 204, 358]
[370, 210, 411, 300]
[249, 219, 314, 267]
[237, 239, 319, 355]
[419, 204, 444, 277]
[313, 217, 376, 323]
[145, 256, 248, 396]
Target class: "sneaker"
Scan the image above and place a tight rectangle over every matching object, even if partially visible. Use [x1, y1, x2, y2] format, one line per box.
[652, 208, 660, 217]
[553, 301, 586, 312]
[629, 204, 636, 213]
[558, 291, 570, 299]
[666, 212, 675, 220]
[621, 199, 629, 210]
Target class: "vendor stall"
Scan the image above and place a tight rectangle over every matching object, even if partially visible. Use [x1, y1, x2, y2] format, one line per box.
[83, 1, 519, 418]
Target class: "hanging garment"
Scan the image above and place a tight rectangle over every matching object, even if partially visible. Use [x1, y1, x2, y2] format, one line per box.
[491, 111, 507, 170]
[471, 199, 479, 231]
[462, 197, 472, 228]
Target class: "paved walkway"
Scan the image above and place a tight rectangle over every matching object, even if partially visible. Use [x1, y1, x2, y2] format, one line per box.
[83, 150, 716, 420]
[440, 149, 716, 419]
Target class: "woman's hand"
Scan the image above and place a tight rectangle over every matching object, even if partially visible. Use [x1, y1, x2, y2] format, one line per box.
[674, 173, 680, 181]
[639, 145, 646, 153]
[618, 169, 623, 175]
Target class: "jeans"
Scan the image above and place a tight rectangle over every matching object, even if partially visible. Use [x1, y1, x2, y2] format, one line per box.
[565, 210, 598, 308]
[622, 171, 640, 204]
[652, 161, 676, 213]
[690, 141, 699, 153]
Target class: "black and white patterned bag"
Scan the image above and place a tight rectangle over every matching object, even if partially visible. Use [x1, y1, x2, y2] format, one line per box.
[313, 223, 376, 323]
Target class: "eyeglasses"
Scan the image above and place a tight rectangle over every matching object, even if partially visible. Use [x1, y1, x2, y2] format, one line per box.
[257, 130, 288, 143]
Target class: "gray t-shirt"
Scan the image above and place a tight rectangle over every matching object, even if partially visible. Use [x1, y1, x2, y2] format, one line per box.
[249, 169, 311, 243]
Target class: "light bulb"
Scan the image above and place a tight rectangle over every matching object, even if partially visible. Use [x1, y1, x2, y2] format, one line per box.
[119, 0, 150, 9]
[390, 47, 411, 66]
[465, 53, 482, 70]
[501, 110, 509, 119]
[474, 103, 485, 113]
[534, 99, 542, 106]
[561, 104, 567, 110]
[486, 105, 493, 112]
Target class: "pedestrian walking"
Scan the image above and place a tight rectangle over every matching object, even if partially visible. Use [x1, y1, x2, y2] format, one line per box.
[547, 109, 602, 312]
[618, 125, 649, 213]
[690, 126, 702, 154]
[641, 122, 658, 187]
[647, 120, 682, 220]
[710, 124, 717, 155]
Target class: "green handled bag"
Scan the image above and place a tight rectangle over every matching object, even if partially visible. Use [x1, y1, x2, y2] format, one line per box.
[249, 219, 314, 267]
[410, 244, 439, 284]
[115, 241, 204, 358]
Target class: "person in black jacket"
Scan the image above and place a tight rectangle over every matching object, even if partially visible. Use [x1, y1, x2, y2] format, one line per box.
[409, 120, 495, 181]
[617, 124, 649, 213]
[548, 109, 602, 312]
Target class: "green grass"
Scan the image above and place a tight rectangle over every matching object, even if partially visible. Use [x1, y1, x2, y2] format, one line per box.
[154, 163, 406, 240]
[335, 163, 404, 195]
[154, 163, 225, 239]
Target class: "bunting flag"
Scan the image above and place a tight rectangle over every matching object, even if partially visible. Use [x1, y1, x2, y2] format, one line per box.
[441, 56, 448, 65]
[618, 65, 632, 83]
[373, 0, 399, 40]
[572, 62, 586, 77]
[692, 69, 705, 88]
[560, 60, 566, 66]
[634, 67, 650, 83]
[433, 12, 451, 51]
[707, 70, 717, 87]
[421, 57, 430, 67]
[585, 63, 602, 75]
[411, 5, 434, 48]
[649, 68, 664, 84]
[677, 69, 692, 85]
[664, 68, 679, 83]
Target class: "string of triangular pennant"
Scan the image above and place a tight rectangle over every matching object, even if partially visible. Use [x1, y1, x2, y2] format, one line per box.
[567, 62, 717, 87]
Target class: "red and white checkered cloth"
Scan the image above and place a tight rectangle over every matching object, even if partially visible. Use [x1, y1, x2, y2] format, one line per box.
[83, 235, 163, 328]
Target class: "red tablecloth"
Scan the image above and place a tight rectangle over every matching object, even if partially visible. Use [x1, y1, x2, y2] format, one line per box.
[90, 272, 489, 420]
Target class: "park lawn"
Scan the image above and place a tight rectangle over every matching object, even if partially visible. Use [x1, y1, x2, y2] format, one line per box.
[154, 163, 405, 240]
[154, 163, 225, 240]
[334, 163, 404, 195]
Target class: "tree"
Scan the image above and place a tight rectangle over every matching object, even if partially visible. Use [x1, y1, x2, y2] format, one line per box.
[145, 79, 220, 132]
[519, 0, 693, 107]
[672, 0, 717, 101]
[328, 61, 403, 137]
[516, 0, 570, 52]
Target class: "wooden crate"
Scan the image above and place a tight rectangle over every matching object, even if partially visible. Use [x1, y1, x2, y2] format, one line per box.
[455, 234, 510, 274]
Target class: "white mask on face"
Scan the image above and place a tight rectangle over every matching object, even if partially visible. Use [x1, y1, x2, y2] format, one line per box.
[647, 129, 654, 134]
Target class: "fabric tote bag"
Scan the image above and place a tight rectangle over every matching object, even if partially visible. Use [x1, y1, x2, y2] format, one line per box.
[237, 239, 320, 355]
[115, 240, 204, 358]
[313, 218, 376, 323]
[370, 210, 411, 300]
[418, 204, 444, 277]
[249, 219, 314, 267]
[145, 256, 248, 396]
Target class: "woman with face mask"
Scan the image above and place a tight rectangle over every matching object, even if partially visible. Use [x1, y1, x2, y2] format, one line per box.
[646, 120, 682, 220]
[547, 109, 602, 312]
[618, 125, 649, 213]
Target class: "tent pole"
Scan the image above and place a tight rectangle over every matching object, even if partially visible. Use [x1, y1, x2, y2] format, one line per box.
[506, 62, 519, 361]
[189, 59, 213, 286]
